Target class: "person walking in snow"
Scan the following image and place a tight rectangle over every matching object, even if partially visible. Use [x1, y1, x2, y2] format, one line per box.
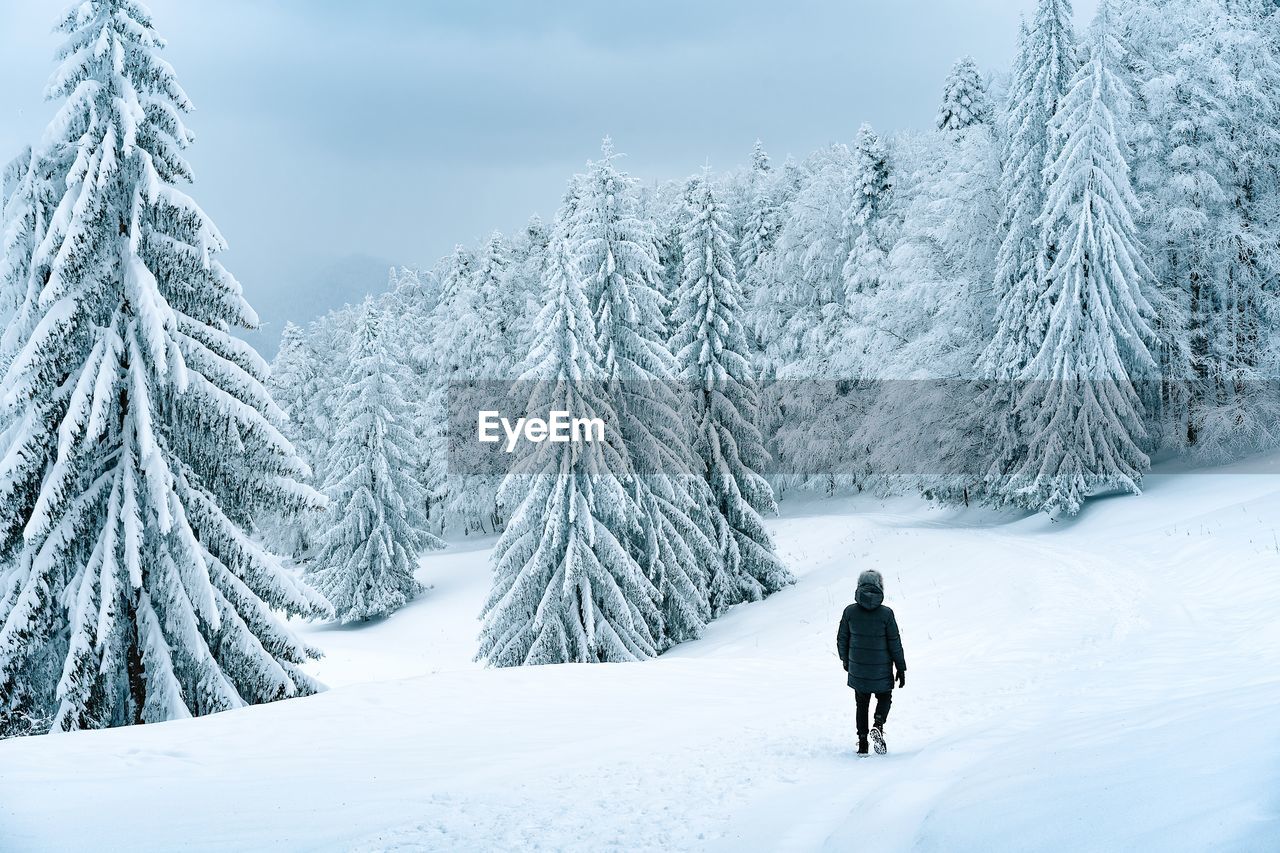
[836, 569, 907, 756]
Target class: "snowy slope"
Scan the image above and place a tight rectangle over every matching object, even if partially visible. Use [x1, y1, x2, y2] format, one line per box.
[2, 461, 1279, 852]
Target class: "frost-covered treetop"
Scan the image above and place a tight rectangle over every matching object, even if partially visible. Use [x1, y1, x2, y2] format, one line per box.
[851, 124, 891, 227]
[751, 139, 771, 174]
[571, 137, 671, 387]
[46, 0, 196, 183]
[937, 56, 993, 131]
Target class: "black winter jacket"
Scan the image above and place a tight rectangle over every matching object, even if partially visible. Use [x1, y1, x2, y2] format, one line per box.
[836, 583, 906, 693]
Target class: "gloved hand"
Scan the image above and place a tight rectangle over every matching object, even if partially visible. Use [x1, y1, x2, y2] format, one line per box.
[897, 670, 906, 689]
[842, 661, 848, 672]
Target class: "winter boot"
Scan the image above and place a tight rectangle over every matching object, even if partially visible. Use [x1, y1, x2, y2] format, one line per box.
[857, 737, 869, 757]
[869, 723, 887, 755]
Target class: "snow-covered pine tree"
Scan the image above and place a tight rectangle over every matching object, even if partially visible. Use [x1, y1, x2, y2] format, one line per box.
[507, 215, 552, 360]
[471, 231, 518, 373]
[263, 322, 322, 559]
[306, 301, 442, 623]
[572, 139, 665, 324]
[996, 0, 1079, 340]
[648, 176, 727, 644]
[745, 154, 807, 472]
[454, 232, 521, 527]
[842, 123, 895, 299]
[385, 265, 440, 323]
[381, 266, 447, 532]
[1007, 0, 1160, 516]
[775, 155, 807, 213]
[937, 56, 994, 132]
[736, 140, 773, 267]
[436, 244, 475, 308]
[737, 140, 781, 318]
[428, 233, 515, 383]
[759, 145, 855, 379]
[571, 140, 718, 647]
[652, 178, 690, 328]
[434, 235, 510, 534]
[384, 262, 443, 385]
[297, 302, 359, 498]
[975, 0, 1078, 505]
[749, 139, 770, 176]
[0, 0, 331, 734]
[673, 173, 793, 613]
[272, 321, 310, 395]
[477, 238, 660, 665]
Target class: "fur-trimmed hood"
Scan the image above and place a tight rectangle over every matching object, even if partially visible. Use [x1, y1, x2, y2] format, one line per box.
[855, 569, 884, 610]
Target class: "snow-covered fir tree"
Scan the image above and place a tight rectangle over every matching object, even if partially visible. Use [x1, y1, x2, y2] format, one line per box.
[976, 0, 1078, 504]
[477, 238, 660, 665]
[736, 140, 773, 268]
[381, 265, 448, 531]
[571, 140, 718, 647]
[672, 173, 793, 613]
[428, 232, 516, 383]
[270, 323, 317, 442]
[306, 301, 443, 623]
[470, 231, 518, 373]
[936, 56, 993, 132]
[0, 0, 331, 735]
[434, 236, 510, 534]
[652, 178, 690, 326]
[263, 322, 322, 559]
[1007, 0, 1160, 516]
[297, 302, 360, 494]
[506, 215, 552, 359]
[385, 264, 440, 322]
[842, 123, 896, 303]
[755, 145, 852, 378]
[737, 140, 781, 321]
[991, 0, 1078, 354]
[435, 244, 474, 308]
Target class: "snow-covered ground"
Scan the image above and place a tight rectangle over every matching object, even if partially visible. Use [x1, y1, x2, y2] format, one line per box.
[2, 459, 1279, 852]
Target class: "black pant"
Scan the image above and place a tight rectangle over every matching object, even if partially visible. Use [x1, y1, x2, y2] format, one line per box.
[855, 690, 892, 738]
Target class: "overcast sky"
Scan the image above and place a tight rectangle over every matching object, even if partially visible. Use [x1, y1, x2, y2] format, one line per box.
[0, 0, 1099, 355]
